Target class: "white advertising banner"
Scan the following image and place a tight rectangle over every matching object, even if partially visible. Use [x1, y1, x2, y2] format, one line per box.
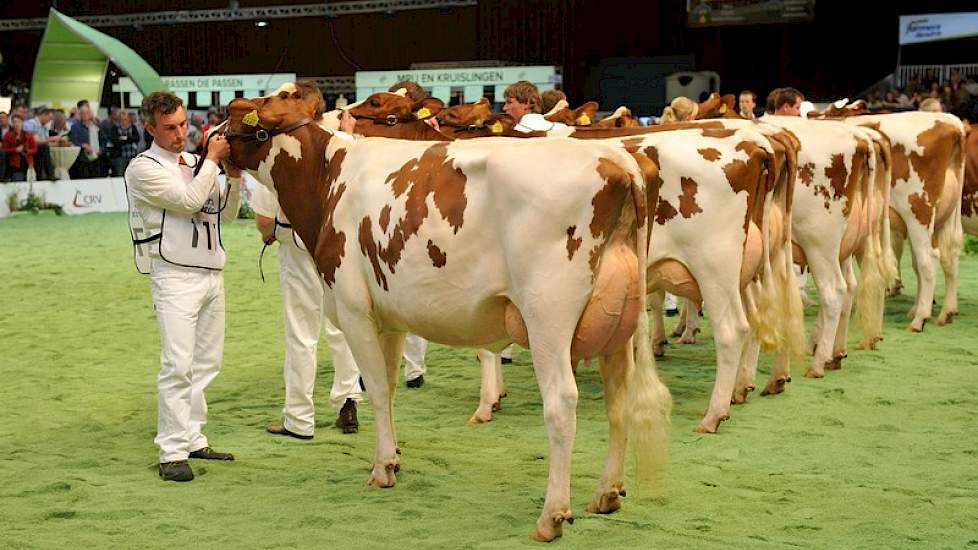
[899, 12, 978, 45]
[0, 174, 260, 218]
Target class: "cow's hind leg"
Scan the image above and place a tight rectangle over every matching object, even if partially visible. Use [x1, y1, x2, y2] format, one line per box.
[679, 300, 701, 344]
[903, 219, 938, 332]
[695, 280, 749, 433]
[649, 289, 668, 358]
[828, 258, 857, 370]
[804, 248, 846, 378]
[588, 346, 632, 515]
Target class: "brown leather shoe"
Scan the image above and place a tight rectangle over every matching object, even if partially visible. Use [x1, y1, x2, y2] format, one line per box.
[266, 423, 313, 440]
[159, 460, 194, 482]
[335, 399, 359, 434]
[188, 447, 235, 461]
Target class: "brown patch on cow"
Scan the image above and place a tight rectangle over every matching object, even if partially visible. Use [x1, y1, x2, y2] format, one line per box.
[698, 148, 721, 162]
[721, 141, 768, 233]
[358, 216, 388, 290]
[679, 177, 704, 218]
[824, 153, 849, 202]
[700, 128, 737, 138]
[654, 197, 678, 225]
[799, 162, 816, 185]
[371, 143, 468, 278]
[379, 204, 392, 234]
[588, 158, 632, 275]
[591, 158, 631, 239]
[316, 182, 348, 287]
[908, 121, 960, 214]
[621, 137, 643, 154]
[908, 192, 932, 226]
[843, 141, 868, 216]
[566, 226, 582, 260]
[891, 143, 911, 184]
[963, 129, 978, 218]
[426, 240, 447, 268]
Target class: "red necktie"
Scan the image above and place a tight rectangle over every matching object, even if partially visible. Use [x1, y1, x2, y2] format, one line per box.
[178, 156, 187, 166]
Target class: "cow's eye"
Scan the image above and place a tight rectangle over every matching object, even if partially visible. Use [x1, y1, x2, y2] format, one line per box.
[370, 99, 380, 107]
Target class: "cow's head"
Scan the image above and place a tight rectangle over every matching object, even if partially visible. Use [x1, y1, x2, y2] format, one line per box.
[225, 81, 324, 170]
[594, 106, 641, 128]
[695, 93, 740, 119]
[349, 91, 444, 127]
[545, 101, 600, 126]
[439, 97, 494, 128]
[808, 99, 869, 119]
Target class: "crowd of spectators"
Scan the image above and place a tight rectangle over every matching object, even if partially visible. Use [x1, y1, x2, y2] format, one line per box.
[0, 100, 225, 182]
[863, 70, 978, 120]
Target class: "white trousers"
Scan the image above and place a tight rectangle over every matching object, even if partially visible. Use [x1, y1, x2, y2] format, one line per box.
[403, 334, 428, 380]
[279, 242, 361, 437]
[664, 292, 679, 310]
[500, 344, 513, 360]
[150, 263, 224, 463]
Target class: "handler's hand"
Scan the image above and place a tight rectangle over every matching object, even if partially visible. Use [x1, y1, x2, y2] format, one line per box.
[206, 135, 231, 163]
[340, 110, 356, 133]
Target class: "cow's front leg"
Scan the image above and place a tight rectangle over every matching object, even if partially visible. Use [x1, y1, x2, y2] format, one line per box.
[468, 349, 502, 424]
[339, 312, 402, 488]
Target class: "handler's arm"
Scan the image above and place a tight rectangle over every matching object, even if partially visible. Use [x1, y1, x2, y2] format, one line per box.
[127, 157, 221, 215]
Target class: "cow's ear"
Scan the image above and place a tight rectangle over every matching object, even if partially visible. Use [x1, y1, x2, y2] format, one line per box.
[476, 97, 490, 106]
[414, 97, 444, 120]
[573, 101, 599, 125]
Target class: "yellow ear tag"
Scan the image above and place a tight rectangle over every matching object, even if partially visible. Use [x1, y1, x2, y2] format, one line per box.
[242, 110, 259, 127]
[576, 113, 592, 126]
[415, 107, 431, 119]
[718, 104, 727, 114]
[490, 121, 503, 134]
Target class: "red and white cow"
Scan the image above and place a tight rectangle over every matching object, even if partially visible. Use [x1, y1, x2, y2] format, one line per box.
[848, 112, 966, 330]
[963, 124, 978, 237]
[224, 83, 670, 542]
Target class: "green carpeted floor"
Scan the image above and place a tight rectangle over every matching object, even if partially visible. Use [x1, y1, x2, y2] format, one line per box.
[1, 211, 976, 549]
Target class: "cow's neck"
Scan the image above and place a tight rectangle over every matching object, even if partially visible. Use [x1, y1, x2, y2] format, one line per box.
[271, 127, 334, 253]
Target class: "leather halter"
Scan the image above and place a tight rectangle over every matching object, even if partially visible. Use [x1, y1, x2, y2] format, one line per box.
[224, 117, 315, 143]
[354, 113, 417, 126]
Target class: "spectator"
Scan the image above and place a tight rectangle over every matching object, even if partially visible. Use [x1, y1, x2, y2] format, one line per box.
[23, 107, 56, 180]
[919, 97, 943, 112]
[940, 83, 956, 112]
[541, 89, 567, 115]
[185, 113, 203, 153]
[739, 90, 759, 120]
[49, 111, 70, 142]
[70, 100, 90, 129]
[201, 107, 221, 135]
[866, 93, 884, 111]
[3, 114, 38, 181]
[108, 109, 140, 176]
[68, 104, 104, 178]
[99, 106, 121, 157]
[139, 112, 154, 151]
[954, 81, 971, 109]
[0, 111, 10, 139]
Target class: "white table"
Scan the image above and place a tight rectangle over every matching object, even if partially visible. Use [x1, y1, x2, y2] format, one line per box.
[49, 146, 81, 180]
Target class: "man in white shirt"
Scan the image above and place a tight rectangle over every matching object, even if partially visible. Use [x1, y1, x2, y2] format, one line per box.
[503, 80, 567, 134]
[125, 91, 242, 482]
[252, 183, 363, 438]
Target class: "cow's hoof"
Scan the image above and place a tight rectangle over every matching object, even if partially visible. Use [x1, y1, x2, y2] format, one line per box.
[587, 486, 624, 514]
[653, 339, 667, 358]
[694, 413, 728, 433]
[466, 409, 492, 425]
[936, 311, 955, 326]
[761, 377, 787, 396]
[856, 337, 882, 351]
[825, 355, 845, 371]
[804, 368, 824, 379]
[491, 399, 503, 412]
[907, 319, 926, 333]
[731, 384, 754, 404]
[530, 510, 573, 542]
[366, 461, 398, 488]
[680, 329, 700, 345]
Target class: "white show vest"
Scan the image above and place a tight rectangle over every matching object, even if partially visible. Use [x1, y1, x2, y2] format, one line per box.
[126, 150, 227, 274]
[251, 181, 307, 251]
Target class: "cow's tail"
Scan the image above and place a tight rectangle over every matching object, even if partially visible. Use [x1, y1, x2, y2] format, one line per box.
[854, 137, 888, 349]
[856, 135, 896, 349]
[937, 121, 966, 267]
[875, 134, 900, 289]
[624, 152, 671, 492]
[770, 131, 806, 357]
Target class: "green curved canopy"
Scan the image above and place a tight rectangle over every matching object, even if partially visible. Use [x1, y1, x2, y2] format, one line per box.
[30, 8, 167, 111]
